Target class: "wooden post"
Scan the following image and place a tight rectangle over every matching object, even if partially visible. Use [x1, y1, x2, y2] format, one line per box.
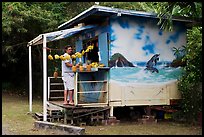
[29, 45, 32, 112]
[64, 108, 68, 124]
[43, 35, 47, 121]
[74, 72, 78, 106]
[110, 106, 114, 117]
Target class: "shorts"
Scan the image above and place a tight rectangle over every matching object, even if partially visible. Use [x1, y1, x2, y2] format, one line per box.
[62, 73, 75, 90]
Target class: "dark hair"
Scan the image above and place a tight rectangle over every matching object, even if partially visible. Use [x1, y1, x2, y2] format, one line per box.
[64, 45, 72, 52]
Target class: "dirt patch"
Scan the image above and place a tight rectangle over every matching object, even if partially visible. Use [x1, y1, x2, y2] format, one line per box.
[84, 121, 202, 135]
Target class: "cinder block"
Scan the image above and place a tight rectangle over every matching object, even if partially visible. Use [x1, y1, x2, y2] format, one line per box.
[34, 121, 85, 135]
[138, 115, 157, 124]
[103, 117, 120, 125]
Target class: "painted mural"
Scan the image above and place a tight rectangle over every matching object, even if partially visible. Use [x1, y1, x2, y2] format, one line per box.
[109, 16, 186, 85]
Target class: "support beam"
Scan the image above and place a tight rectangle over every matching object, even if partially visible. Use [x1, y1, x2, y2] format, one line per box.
[29, 45, 32, 112]
[110, 106, 114, 117]
[43, 35, 47, 121]
[74, 72, 78, 106]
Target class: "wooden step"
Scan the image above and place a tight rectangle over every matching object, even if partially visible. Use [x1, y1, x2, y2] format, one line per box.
[34, 112, 51, 121]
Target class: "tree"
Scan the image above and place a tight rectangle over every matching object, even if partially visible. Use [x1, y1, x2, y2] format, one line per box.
[177, 27, 202, 123]
[2, 2, 94, 94]
[145, 2, 202, 123]
[139, 2, 202, 31]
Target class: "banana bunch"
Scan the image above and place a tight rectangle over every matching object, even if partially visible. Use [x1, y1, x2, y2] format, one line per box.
[85, 44, 94, 52]
[90, 62, 105, 68]
[59, 54, 71, 60]
[48, 43, 94, 61]
[81, 50, 85, 55]
[91, 62, 99, 68]
[75, 52, 82, 58]
[98, 63, 105, 67]
[49, 53, 77, 61]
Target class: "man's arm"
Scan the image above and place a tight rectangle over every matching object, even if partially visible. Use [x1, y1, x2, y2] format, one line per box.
[65, 62, 79, 67]
[65, 62, 72, 67]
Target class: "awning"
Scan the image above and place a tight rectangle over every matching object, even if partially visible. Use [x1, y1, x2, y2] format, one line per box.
[27, 25, 96, 46]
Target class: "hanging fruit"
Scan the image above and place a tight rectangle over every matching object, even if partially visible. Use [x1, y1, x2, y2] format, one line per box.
[48, 54, 53, 60]
[54, 54, 60, 60]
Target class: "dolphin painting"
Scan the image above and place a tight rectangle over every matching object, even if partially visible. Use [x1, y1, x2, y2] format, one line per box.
[145, 54, 160, 73]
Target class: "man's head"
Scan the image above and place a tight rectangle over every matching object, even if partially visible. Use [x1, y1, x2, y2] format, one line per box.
[64, 45, 73, 55]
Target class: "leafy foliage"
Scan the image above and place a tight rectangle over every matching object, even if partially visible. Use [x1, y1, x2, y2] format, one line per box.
[177, 27, 202, 123]
[100, 2, 144, 11]
[140, 2, 202, 31]
[2, 2, 94, 93]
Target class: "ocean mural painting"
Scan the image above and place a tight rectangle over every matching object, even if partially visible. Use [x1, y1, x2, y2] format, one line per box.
[109, 16, 186, 85]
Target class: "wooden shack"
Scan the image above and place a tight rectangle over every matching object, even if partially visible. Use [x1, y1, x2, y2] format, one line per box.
[27, 5, 195, 124]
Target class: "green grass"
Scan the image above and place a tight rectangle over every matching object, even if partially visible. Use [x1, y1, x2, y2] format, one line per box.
[2, 93, 44, 135]
[2, 92, 202, 135]
[85, 122, 202, 135]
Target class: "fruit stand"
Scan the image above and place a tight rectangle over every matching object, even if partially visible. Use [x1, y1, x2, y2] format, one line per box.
[27, 5, 194, 123]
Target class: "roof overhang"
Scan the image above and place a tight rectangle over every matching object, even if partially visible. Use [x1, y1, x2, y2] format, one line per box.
[27, 25, 96, 46]
[58, 5, 198, 30]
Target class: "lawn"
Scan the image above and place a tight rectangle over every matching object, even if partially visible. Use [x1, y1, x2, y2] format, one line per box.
[2, 91, 202, 135]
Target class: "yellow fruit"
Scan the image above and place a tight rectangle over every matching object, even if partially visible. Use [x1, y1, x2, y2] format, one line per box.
[99, 64, 104, 67]
[48, 54, 53, 60]
[85, 49, 89, 53]
[90, 45, 94, 50]
[86, 64, 91, 72]
[59, 55, 66, 60]
[79, 66, 84, 72]
[54, 54, 60, 60]
[78, 54, 82, 58]
[75, 52, 82, 58]
[81, 50, 85, 55]
[71, 55, 76, 59]
[72, 66, 77, 72]
[64, 54, 71, 60]
[59, 55, 63, 60]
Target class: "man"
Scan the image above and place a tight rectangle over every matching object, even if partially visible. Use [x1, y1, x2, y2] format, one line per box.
[61, 45, 78, 105]
[87, 40, 99, 63]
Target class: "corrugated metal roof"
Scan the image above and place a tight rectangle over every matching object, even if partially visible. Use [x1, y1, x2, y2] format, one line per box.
[27, 25, 96, 46]
[58, 5, 195, 30]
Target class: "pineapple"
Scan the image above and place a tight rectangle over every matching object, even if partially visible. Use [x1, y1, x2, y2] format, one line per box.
[79, 62, 84, 72]
[86, 60, 91, 72]
[53, 67, 58, 78]
[72, 60, 77, 72]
